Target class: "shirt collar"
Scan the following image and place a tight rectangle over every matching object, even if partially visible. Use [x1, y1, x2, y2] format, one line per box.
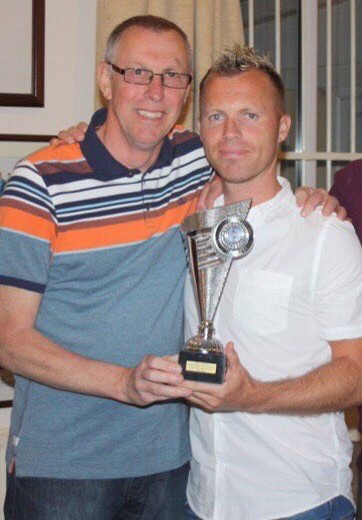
[80, 108, 173, 178]
[215, 177, 294, 229]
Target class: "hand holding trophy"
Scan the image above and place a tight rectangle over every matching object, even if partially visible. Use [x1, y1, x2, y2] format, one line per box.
[179, 200, 253, 383]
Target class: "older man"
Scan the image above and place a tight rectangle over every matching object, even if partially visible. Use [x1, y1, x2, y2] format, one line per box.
[182, 46, 362, 520]
[0, 15, 205, 520]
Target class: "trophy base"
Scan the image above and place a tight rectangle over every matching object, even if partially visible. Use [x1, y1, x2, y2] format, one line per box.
[179, 350, 226, 384]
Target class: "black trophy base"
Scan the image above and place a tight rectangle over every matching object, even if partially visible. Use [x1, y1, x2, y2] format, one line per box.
[179, 350, 226, 383]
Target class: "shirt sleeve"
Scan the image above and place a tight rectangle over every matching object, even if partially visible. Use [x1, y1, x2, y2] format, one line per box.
[0, 160, 57, 293]
[312, 216, 362, 340]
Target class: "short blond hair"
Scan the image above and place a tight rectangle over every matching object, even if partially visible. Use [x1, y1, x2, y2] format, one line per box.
[200, 44, 285, 110]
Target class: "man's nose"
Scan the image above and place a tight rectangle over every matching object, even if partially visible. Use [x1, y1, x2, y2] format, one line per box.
[223, 118, 241, 139]
[145, 74, 165, 101]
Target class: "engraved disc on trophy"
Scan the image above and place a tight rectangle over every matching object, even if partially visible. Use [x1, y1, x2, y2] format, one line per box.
[212, 216, 254, 259]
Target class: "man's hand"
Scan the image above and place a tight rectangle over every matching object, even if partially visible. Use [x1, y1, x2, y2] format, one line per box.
[296, 187, 347, 220]
[196, 175, 222, 210]
[182, 343, 256, 412]
[119, 355, 192, 407]
[50, 122, 89, 147]
[182, 337, 362, 415]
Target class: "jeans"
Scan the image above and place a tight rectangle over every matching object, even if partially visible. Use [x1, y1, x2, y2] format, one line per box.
[185, 495, 355, 520]
[185, 503, 201, 519]
[279, 495, 355, 519]
[4, 462, 189, 520]
[357, 466, 362, 520]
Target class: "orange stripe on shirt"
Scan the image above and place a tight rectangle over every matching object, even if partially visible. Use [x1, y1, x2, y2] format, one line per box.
[0, 206, 55, 242]
[27, 143, 84, 164]
[54, 196, 199, 253]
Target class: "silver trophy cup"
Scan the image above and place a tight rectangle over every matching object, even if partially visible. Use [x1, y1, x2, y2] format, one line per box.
[179, 200, 253, 383]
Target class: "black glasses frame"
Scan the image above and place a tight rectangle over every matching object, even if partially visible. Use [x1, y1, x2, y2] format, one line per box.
[107, 62, 192, 89]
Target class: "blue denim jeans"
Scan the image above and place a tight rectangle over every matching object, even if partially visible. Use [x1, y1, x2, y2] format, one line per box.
[279, 495, 355, 519]
[357, 466, 362, 520]
[185, 503, 201, 519]
[4, 462, 189, 520]
[185, 495, 355, 520]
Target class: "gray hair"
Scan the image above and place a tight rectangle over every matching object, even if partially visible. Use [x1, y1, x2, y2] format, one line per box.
[104, 15, 192, 71]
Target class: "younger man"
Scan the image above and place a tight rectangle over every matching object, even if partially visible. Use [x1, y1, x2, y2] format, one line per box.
[183, 46, 362, 520]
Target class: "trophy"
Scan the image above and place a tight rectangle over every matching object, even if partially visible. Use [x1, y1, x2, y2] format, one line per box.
[179, 200, 253, 383]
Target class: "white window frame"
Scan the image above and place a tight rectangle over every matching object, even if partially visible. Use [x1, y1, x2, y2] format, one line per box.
[244, 0, 362, 189]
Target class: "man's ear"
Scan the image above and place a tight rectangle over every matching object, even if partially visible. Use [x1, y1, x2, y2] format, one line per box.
[97, 62, 112, 101]
[197, 105, 203, 141]
[184, 84, 191, 104]
[278, 114, 292, 144]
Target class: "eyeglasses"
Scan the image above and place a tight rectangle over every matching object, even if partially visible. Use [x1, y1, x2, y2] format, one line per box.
[107, 62, 192, 89]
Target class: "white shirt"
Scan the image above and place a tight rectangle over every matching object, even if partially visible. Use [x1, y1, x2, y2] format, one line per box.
[184, 182, 362, 520]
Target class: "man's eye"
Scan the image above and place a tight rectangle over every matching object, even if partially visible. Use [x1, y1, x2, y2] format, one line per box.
[246, 112, 257, 120]
[164, 71, 178, 78]
[134, 68, 146, 76]
[210, 113, 222, 121]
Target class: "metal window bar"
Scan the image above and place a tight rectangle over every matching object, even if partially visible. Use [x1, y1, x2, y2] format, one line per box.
[274, 0, 281, 73]
[301, 0, 318, 187]
[351, 0, 356, 154]
[248, 0, 254, 47]
[326, 0, 332, 189]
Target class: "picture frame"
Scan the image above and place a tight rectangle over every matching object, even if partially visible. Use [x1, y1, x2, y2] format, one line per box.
[0, 0, 45, 107]
[0, 134, 52, 143]
[0, 369, 13, 408]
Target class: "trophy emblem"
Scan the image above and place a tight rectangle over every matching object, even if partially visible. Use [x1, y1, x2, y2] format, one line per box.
[179, 200, 253, 383]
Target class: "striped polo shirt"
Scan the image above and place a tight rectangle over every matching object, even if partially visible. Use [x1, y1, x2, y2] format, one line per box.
[0, 109, 212, 478]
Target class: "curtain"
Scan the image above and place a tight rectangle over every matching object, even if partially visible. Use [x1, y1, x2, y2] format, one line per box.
[95, 0, 244, 130]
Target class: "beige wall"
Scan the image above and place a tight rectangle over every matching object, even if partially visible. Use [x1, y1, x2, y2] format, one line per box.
[0, 0, 98, 136]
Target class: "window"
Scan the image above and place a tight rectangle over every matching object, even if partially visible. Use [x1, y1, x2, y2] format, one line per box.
[240, 0, 362, 189]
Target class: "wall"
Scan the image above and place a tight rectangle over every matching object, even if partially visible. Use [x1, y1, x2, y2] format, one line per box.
[0, 1, 33, 94]
[0, 0, 98, 136]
